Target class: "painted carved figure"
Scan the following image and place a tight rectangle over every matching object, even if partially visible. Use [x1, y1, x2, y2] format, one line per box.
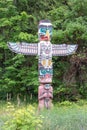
[7, 20, 78, 110]
[38, 84, 53, 110]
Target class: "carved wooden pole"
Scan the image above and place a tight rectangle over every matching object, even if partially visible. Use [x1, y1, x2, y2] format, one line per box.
[8, 20, 78, 109]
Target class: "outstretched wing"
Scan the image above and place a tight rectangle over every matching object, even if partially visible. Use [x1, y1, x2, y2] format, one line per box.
[52, 44, 78, 56]
[8, 42, 38, 55]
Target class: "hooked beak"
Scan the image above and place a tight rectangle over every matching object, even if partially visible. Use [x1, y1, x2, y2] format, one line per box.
[45, 30, 50, 40]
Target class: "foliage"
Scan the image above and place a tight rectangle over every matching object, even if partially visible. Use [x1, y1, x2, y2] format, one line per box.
[3, 102, 43, 130]
[41, 101, 87, 130]
[0, 101, 87, 130]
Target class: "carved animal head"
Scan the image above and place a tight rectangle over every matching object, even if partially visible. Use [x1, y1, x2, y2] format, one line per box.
[38, 20, 52, 41]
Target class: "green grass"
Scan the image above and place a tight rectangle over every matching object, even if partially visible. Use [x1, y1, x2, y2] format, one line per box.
[40, 100, 87, 130]
[0, 100, 87, 130]
[41, 105, 87, 130]
[0, 101, 7, 129]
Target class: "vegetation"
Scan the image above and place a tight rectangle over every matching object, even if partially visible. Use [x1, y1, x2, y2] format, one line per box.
[41, 104, 87, 130]
[0, 101, 87, 130]
[0, 0, 87, 102]
[2, 102, 42, 130]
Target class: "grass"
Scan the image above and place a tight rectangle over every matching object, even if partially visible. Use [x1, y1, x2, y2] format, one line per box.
[0, 100, 87, 130]
[41, 105, 87, 130]
[0, 101, 7, 126]
[39, 100, 87, 130]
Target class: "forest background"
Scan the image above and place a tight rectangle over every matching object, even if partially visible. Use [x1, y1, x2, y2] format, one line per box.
[0, 0, 87, 103]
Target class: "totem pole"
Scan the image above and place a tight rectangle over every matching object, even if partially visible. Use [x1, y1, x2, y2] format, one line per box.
[8, 20, 78, 110]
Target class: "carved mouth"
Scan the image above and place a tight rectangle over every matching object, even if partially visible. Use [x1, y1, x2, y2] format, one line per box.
[45, 50, 50, 54]
[40, 36, 49, 41]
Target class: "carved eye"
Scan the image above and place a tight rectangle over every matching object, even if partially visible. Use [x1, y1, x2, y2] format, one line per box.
[48, 45, 51, 50]
[39, 25, 47, 34]
[42, 45, 47, 50]
[41, 28, 46, 32]
[48, 26, 52, 34]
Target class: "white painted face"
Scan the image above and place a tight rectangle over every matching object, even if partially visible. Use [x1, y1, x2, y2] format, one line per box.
[38, 20, 53, 41]
[40, 42, 52, 55]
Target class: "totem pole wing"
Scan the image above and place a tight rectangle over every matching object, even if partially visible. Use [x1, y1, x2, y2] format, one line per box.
[52, 44, 78, 56]
[8, 42, 38, 55]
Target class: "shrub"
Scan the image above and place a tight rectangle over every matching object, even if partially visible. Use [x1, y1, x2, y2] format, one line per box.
[3, 104, 43, 130]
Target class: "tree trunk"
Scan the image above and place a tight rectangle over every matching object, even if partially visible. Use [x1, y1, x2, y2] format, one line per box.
[7, 93, 11, 101]
[17, 93, 21, 106]
[30, 93, 32, 100]
[7, 93, 9, 101]
[24, 95, 26, 102]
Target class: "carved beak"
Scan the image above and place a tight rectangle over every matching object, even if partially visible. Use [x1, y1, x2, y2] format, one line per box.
[45, 30, 50, 40]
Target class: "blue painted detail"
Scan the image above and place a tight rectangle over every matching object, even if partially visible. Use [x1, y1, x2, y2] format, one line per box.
[39, 68, 53, 76]
[39, 26, 52, 36]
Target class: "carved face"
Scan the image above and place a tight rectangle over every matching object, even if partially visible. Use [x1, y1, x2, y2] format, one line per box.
[38, 20, 52, 41]
[44, 84, 51, 89]
[40, 43, 52, 56]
